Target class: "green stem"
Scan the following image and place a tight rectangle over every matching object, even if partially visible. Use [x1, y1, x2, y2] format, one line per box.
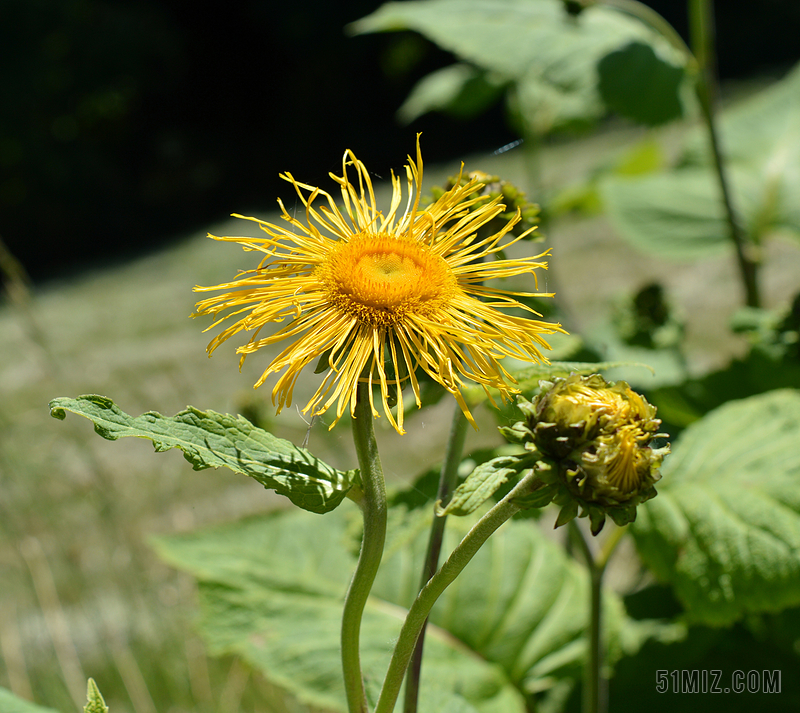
[588, 562, 604, 713]
[375, 470, 541, 713]
[688, 0, 760, 307]
[342, 382, 388, 713]
[570, 522, 628, 713]
[403, 407, 469, 713]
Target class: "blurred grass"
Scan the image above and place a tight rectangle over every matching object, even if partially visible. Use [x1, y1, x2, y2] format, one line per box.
[2, 117, 799, 712]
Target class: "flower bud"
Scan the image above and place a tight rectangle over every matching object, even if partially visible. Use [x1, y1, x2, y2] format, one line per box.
[519, 374, 669, 534]
[425, 171, 541, 240]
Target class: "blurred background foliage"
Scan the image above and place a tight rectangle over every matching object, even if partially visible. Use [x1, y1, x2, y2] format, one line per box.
[1, 0, 800, 282]
[2, 1, 800, 712]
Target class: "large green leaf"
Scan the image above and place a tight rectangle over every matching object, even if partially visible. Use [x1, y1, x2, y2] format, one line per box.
[49, 395, 357, 514]
[372, 506, 628, 696]
[631, 389, 800, 626]
[0, 688, 59, 713]
[154, 503, 628, 711]
[351, 0, 687, 133]
[154, 506, 524, 712]
[600, 169, 730, 260]
[601, 62, 800, 259]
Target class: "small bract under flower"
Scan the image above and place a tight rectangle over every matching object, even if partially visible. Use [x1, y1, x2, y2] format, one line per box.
[193, 137, 564, 434]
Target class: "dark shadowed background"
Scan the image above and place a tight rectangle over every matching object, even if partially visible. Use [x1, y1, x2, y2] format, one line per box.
[2, 0, 799, 283]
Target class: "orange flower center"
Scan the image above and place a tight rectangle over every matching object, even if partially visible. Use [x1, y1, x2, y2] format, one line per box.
[318, 233, 457, 326]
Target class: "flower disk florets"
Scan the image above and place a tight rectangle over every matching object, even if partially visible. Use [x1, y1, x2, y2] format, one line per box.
[317, 232, 457, 328]
[507, 374, 669, 534]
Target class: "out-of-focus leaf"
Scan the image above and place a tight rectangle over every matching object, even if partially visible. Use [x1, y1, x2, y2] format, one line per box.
[398, 63, 506, 123]
[598, 42, 685, 126]
[584, 323, 687, 390]
[650, 347, 800, 427]
[549, 138, 666, 218]
[600, 170, 730, 260]
[351, 0, 687, 133]
[0, 688, 59, 713]
[155, 503, 631, 709]
[632, 389, 800, 626]
[154, 507, 525, 713]
[49, 395, 358, 514]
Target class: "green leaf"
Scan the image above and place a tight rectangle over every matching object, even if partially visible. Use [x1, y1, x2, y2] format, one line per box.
[84, 679, 109, 713]
[49, 395, 357, 514]
[372, 506, 628, 697]
[398, 63, 506, 124]
[154, 506, 526, 713]
[0, 689, 58, 713]
[631, 389, 800, 626]
[600, 169, 730, 260]
[438, 454, 526, 516]
[597, 41, 685, 126]
[154, 505, 629, 710]
[351, 0, 687, 134]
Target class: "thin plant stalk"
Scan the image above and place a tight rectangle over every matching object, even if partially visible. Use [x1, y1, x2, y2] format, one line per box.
[570, 522, 628, 713]
[688, 0, 760, 307]
[403, 406, 469, 713]
[342, 381, 388, 713]
[601, 0, 759, 307]
[374, 469, 543, 713]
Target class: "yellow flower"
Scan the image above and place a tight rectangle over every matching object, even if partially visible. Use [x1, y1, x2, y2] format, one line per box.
[194, 137, 564, 434]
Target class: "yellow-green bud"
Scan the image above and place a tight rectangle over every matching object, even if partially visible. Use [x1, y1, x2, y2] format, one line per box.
[516, 374, 669, 534]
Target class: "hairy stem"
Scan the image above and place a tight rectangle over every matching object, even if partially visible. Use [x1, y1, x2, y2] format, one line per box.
[375, 470, 541, 713]
[403, 407, 469, 713]
[342, 383, 388, 713]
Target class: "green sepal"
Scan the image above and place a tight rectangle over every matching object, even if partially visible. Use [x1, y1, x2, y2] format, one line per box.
[511, 480, 559, 510]
[313, 349, 332, 374]
[587, 506, 607, 536]
[50, 395, 358, 514]
[555, 499, 580, 528]
[84, 679, 109, 713]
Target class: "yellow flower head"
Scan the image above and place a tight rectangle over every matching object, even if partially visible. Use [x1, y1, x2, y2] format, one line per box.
[194, 137, 564, 434]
